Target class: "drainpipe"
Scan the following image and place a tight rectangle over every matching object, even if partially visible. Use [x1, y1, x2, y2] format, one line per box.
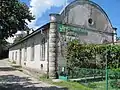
[49, 13, 61, 79]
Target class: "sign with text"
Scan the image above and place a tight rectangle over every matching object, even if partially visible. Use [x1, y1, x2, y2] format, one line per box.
[58, 23, 88, 36]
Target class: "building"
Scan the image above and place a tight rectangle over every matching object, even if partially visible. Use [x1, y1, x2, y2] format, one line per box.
[9, 0, 117, 78]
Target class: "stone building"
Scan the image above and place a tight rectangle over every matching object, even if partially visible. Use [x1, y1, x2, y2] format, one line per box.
[9, 0, 117, 78]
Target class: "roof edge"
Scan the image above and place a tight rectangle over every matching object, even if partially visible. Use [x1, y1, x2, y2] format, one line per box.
[9, 23, 50, 49]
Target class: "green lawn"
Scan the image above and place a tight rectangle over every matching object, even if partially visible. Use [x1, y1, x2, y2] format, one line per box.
[39, 75, 120, 90]
[88, 80, 120, 90]
[52, 81, 92, 90]
[39, 77, 91, 90]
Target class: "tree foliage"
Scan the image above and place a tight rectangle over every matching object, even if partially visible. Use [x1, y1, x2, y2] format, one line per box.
[0, 39, 10, 59]
[116, 37, 120, 41]
[0, 0, 34, 39]
[66, 40, 120, 70]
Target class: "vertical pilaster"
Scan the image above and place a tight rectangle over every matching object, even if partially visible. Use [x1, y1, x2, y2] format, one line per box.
[113, 28, 117, 43]
[49, 14, 60, 78]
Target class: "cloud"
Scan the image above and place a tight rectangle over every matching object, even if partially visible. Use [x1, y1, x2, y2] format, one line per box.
[27, 0, 68, 29]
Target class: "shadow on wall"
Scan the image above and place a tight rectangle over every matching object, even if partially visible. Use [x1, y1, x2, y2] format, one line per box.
[0, 74, 68, 90]
[0, 50, 8, 59]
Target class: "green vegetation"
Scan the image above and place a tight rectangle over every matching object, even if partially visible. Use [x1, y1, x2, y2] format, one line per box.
[66, 40, 120, 79]
[0, 0, 34, 39]
[87, 80, 120, 90]
[39, 75, 91, 90]
[52, 81, 91, 90]
[88, 83, 97, 88]
[0, 0, 34, 58]
[63, 40, 120, 89]
[0, 39, 9, 59]
[66, 40, 120, 70]
[12, 61, 16, 64]
[90, 81, 106, 90]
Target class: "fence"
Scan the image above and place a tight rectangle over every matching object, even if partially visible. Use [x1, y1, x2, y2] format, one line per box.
[58, 67, 120, 90]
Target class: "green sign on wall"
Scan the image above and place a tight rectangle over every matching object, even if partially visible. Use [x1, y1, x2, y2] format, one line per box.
[58, 23, 88, 35]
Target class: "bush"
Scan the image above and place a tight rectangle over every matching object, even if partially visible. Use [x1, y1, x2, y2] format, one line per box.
[117, 81, 120, 88]
[66, 40, 120, 70]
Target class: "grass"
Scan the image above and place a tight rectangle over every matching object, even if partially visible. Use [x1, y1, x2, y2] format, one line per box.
[12, 61, 16, 64]
[39, 76, 120, 90]
[39, 76, 92, 90]
[91, 81, 106, 90]
[52, 81, 92, 90]
[88, 80, 120, 90]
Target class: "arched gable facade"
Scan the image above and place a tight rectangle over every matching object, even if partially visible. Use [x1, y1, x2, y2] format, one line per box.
[59, 0, 115, 44]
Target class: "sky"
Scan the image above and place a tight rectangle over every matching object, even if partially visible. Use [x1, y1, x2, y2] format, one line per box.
[20, 0, 120, 36]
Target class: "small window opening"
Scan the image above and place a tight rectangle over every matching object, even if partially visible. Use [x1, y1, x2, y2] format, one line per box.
[41, 64, 43, 70]
[88, 18, 93, 25]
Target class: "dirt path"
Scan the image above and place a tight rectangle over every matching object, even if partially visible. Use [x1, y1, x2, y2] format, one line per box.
[0, 59, 67, 90]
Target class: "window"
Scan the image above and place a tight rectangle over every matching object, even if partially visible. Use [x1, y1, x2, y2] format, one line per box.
[15, 51, 17, 60]
[24, 47, 27, 61]
[88, 18, 94, 25]
[31, 43, 34, 61]
[41, 64, 43, 70]
[19, 49, 22, 61]
[12, 52, 14, 60]
[40, 38, 45, 61]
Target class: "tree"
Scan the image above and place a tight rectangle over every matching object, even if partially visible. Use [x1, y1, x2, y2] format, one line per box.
[116, 37, 120, 41]
[0, 0, 34, 58]
[0, 0, 34, 39]
[0, 39, 10, 59]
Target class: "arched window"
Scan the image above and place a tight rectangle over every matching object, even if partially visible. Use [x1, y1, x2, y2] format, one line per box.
[41, 38, 45, 61]
[15, 51, 17, 60]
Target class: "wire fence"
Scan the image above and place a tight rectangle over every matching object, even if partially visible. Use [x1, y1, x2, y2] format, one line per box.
[58, 67, 120, 90]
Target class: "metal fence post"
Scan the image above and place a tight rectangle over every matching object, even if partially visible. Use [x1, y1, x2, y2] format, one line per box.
[106, 51, 108, 90]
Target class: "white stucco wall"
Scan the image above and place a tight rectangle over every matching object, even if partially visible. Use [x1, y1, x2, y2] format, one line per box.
[9, 29, 49, 73]
[9, 50, 12, 61]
